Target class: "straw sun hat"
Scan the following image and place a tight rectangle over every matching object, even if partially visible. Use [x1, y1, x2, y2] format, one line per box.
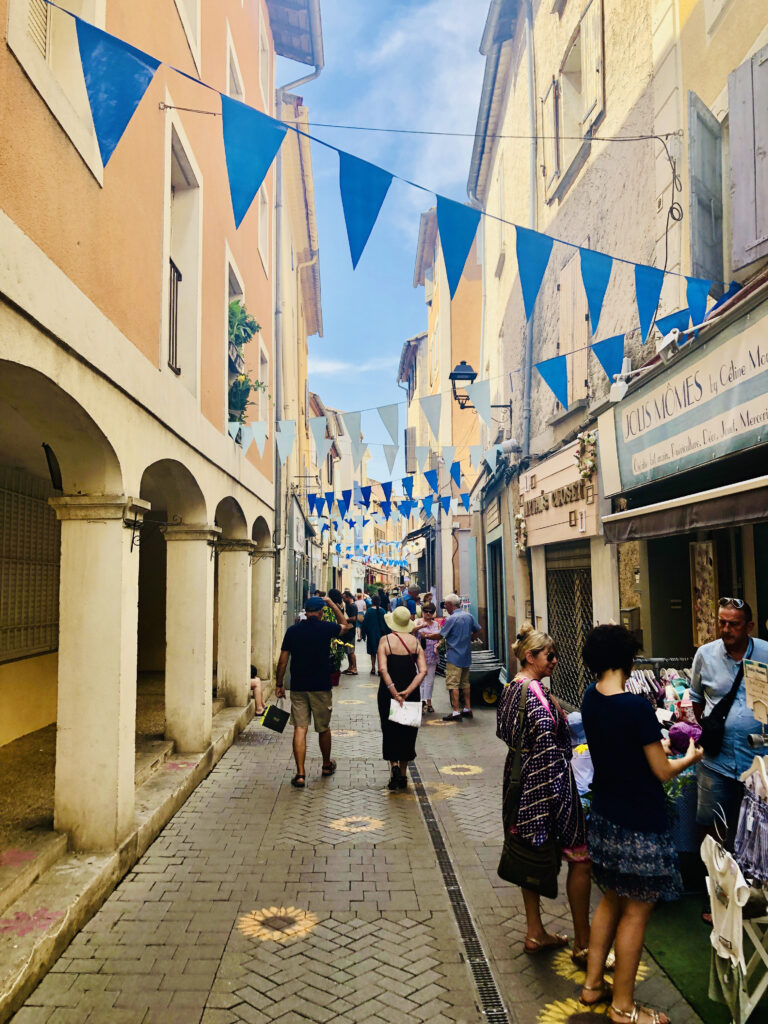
[384, 605, 416, 633]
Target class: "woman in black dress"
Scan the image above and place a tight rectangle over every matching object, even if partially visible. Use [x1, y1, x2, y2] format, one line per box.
[360, 594, 390, 674]
[376, 605, 427, 790]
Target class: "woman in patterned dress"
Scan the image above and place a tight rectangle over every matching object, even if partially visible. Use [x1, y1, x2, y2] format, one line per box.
[497, 623, 592, 964]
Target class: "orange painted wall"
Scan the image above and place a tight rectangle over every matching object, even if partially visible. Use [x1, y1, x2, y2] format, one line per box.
[450, 240, 482, 455]
[0, 0, 274, 479]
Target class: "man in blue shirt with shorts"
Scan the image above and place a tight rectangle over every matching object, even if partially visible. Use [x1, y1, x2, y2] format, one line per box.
[439, 594, 482, 722]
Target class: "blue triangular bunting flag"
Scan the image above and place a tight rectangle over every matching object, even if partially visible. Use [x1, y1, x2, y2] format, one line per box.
[460, 493, 470, 512]
[342, 488, 352, 509]
[307, 493, 317, 515]
[516, 226, 553, 321]
[402, 476, 414, 499]
[381, 501, 391, 520]
[381, 481, 392, 502]
[325, 492, 335, 514]
[535, 355, 569, 409]
[686, 277, 711, 329]
[436, 196, 481, 299]
[634, 264, 665, 344]
[221, 96, 287, 228]
[315, 497, 325, 516]
[75, 18, 160, 167]
[440, 496, 451, 516]
[655, 308, 691, 337]
[590, 335, 625, 383]
[579, 248, 613, 335]
[361, 485, 371, 508]
[424, 469, 438, 494]
[337, 498, 347, 519]
[450, 461, 461, 489]
[338, 151, 393, 269]
[422, 496, 434, 518]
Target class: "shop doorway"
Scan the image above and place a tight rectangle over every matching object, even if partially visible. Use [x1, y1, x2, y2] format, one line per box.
[487, 538, 506, 664]
[546, 542, 593, 706]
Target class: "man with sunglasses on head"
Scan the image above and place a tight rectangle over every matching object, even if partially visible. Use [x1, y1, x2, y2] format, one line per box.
[691, 598, 768, 854]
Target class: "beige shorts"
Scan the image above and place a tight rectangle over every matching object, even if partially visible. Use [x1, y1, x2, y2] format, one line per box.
[445, 663, 470, 690]
[290, 690, 333, 732]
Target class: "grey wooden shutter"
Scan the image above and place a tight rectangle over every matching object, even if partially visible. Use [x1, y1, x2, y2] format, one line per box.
[581, 0, 604, 134]
[728, 45, 768, 272]
[404, 426, 416, 474]
[688, 91, 724, 295]
[542, 78, 560, 191]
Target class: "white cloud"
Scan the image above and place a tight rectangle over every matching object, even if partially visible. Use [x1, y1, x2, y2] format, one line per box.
[309, 354, 396, 376]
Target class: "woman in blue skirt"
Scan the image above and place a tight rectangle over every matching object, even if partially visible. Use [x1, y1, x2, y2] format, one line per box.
[580, 625, 703, 1024]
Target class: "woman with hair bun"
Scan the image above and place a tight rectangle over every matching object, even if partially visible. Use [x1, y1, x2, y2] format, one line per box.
[496, 623, 592, 964]
[580, 624, 702, 1024]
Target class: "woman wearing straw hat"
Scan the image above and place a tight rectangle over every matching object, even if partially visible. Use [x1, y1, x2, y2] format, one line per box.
[377, 605, 427, 790]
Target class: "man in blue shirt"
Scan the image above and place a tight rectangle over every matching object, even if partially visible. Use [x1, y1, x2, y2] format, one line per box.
[691, 598, 768, 846]
[439, 594, 482, 721]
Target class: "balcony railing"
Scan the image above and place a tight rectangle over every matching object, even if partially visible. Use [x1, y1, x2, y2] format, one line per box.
[168, 257, 182, 375]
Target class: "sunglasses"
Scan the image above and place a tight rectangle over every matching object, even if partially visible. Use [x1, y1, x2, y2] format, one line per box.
[535, 649, 557, 662]
[719, 597, 745, 609]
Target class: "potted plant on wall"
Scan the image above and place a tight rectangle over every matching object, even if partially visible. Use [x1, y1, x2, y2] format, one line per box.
[227, 299, 267, 425]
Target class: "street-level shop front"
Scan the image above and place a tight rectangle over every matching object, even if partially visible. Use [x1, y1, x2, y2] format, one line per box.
[599, 287, 768, 653]
[520, 438, 620, 707]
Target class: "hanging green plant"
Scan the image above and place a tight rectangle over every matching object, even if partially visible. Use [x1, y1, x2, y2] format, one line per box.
[227, 300, 267, 425]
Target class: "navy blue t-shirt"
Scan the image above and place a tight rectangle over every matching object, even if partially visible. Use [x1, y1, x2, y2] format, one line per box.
[281, 618, 341, 691]
[581, 685, 666, 833]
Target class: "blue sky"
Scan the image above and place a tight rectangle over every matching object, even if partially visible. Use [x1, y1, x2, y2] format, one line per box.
[276, 0, 486, 484]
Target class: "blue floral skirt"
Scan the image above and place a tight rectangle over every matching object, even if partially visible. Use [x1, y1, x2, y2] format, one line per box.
[588, 811, 682, 903]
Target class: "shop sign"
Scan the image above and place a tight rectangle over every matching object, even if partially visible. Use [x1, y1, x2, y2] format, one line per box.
[521, 442, 599, 547]
[292, 498, 306, 552]
[599, 303, 768, 495]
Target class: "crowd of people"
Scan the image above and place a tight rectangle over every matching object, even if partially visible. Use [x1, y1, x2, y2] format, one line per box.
[272, 584, 765, 1024]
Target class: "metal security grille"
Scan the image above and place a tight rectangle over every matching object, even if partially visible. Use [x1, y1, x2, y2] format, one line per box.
[0, 467, 60, 663]
[546, 545, 593, 706]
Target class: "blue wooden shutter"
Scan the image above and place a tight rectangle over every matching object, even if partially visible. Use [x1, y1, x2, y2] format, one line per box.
[688, 91, 723, 295]
[728, 45, 768, 272]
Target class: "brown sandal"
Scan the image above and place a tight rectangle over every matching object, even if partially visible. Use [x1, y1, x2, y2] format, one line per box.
[524, 933, 568, 955]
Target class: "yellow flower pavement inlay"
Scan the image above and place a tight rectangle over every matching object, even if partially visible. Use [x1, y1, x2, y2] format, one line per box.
[552, 948, 648, 985]
[425, 719, 454, 727]
[537, 997, 609, 1023]
[329, 815, 384, 833]
[237, 906, 318, 943]
[439, 764, 484, 777]
[331, 729, 358, 738]
[338, 699, 364, 705]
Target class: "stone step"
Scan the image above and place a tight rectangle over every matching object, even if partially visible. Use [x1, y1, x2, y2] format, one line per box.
[0, 831, 68, 919]
[134, 738, 175, 789]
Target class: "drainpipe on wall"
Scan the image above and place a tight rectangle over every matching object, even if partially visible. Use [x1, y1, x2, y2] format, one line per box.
[273, 61, 323, 612]
[521, 0, 537, 462]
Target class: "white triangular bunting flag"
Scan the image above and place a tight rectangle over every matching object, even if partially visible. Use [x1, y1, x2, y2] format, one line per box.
[309, 415, 333, 465]
[383, 444, 398, 474]
[377, 403, 399, 446]
[251, 421, 268, 458]
[469, 445, 483, 469]
[419, 393, 442, 442]
[415, 446, 430, 471]
[239, 424, 254, 454]
[465, 379, 492, 428]
[228, 421, 240, 441]
[442, 445, 456, 468]
[275, 420, 295, 464]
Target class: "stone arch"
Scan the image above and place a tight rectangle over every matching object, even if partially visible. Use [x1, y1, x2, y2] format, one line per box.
[139, 459, 207, 524]
[250, 515, 273, 681]
[215, 496, 248, 540]
[252, 515, 271, 548]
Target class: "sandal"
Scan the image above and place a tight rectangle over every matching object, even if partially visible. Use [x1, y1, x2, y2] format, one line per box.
[580, 983, 612, 1008]
[321, 760, 337, 777]
[343, 669, 358, 675]
[610, 1004, 669, 1024]
[572, 947, 616, 970]
[524, 933, 568, 955]
[290, 774, 306, 788]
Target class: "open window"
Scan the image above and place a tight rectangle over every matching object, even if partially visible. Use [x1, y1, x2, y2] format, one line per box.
[226, 24, 245, 101]
[172, 0, 201, 75]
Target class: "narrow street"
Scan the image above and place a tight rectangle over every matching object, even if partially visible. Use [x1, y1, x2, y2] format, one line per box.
[13, 644, 700, 1024]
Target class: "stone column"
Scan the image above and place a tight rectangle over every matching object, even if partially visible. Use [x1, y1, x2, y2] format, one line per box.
[49, 495, 149, 852]
[251, 548, 275, 680]
[163, 524, 220, 752]
[217, 539, 255, 706]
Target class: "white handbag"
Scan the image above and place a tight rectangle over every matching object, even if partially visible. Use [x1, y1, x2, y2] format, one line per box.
[389, 698, 422, 728]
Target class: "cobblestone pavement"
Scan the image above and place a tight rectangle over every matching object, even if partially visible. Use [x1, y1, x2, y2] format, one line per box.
[12, 647, 702, 1024]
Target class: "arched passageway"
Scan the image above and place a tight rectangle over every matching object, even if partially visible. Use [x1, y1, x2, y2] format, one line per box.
[251, 516, 274, 681]
[214, 497, 252, 706]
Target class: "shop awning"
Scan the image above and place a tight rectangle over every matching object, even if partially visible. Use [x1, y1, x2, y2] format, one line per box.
[602, 475, 768, 543]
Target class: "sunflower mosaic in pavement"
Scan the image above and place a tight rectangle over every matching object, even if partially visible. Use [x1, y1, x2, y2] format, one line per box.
[439, 763, 484, 776]
[328, 814, 384, 833]
[237, 906, 319, 943]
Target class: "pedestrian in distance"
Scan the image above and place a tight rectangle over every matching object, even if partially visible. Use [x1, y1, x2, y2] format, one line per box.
[497, 623, 592, 963]
[435, 593, 482, 721]
[340, 591, 359, 674]
[360, 594, 390, 675]
[354, 590, 367, 641]
[413, 602, 444, 713]
[377, 605, 427, 791]
[690, 598, 768, 849]
[580, 624, 704, 1024]
[275, 594, 353, 789]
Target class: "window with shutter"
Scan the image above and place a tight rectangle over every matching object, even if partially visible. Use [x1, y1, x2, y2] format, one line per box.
[580, 0, 604, 134]
[27, 0, 48, 59]
[404, 426, 416, 474]
[688, 92, 724, 294]
[728, 45, 768, 273]
[542, 77, 560, 193]
[0, 467, 60, 664]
